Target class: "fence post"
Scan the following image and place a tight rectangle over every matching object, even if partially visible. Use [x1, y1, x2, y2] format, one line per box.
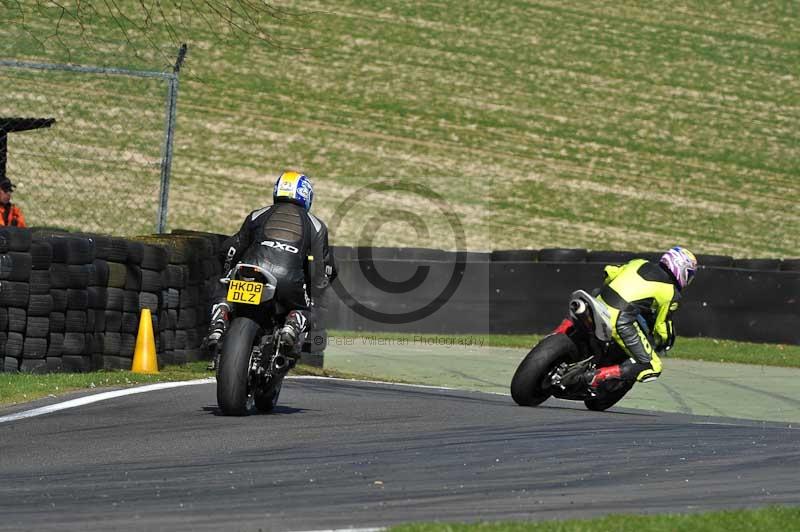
[156, 44, 187, 234]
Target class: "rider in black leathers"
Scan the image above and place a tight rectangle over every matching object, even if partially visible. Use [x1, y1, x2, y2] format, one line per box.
[206, 171, 336, 364]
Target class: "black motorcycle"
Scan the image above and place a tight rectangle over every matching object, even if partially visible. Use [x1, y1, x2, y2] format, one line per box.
[510, 290, 635, 411]
[215, 262, 298, 416]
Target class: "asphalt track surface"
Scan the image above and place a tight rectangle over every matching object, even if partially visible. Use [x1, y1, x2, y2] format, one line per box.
[1, 377, 798, 531]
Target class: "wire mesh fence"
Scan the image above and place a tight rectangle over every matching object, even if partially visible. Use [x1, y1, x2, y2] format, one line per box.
[0, 53, 184, 236]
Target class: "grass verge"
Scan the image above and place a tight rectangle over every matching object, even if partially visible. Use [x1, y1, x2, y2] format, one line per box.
[3, 332, 797, 408]
[389, 506, 800, 532]
[0, 361, 379, 408]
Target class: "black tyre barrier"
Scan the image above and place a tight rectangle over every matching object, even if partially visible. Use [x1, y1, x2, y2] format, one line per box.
[537, 248, 588, 262]
[123, 290, 139, 313]
[732, 258, 782, 271]
[141, 269, 162, 292]
[124, 265, 142, 291]
[0, 227, 32, 252]
[139, 292, 159, 313]
[4, 356, 20, 372]
[22, 337, 48, 358]
[103, 355, 132, 370]
[62, 332, 85, 356]
[491, 249, 538, 262]
[20, 359, 47, 373]
[120, 333, 137, 356]
[140, 245, 169, 271]
[67, 264, 92, 289]
[49, 264, 70, 289]
[107, 238, 129, 263]
[88, 287, 107, 308]
[67, 289, 89, 310]
[29, 241, 53, 270]
[126, 241, 144, 265]
[104, 311, 123, 332]
[25, 316, 49, 338]
[61, 355, 92, 372]
[106, 262, 126, 288]
[166, 288, 180, 308]
[8, 307, 27, 332]
[6, 332, 24, 357]
[121, 313, 139, 334]
[696, 254, 734, 268]
[48, 333, 64, 357]
[103, 332, 121, 355]
[92, 260, 109, 286]
[106, 288, 124, 311]
[50, 289, 67, 312]
[0, 282, 29, 307]
[65, 310, 87, 333]
[779, 259, 800, 272]
[49, 312, 65, 333]
[27, 295, 53, 316]
[586, 250, 636, 264]
[29, 270, 50, 294]
[0, 252, 32, 281]
[46, 356, 63, 372]
[93, 310, 106, 332]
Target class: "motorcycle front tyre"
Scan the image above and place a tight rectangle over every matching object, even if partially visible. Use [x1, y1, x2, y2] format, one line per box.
[510, 333, 577, 406]
[216, 316, 260, 416]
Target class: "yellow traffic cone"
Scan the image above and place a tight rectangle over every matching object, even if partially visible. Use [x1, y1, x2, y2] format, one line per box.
[132, 308, 159, 374]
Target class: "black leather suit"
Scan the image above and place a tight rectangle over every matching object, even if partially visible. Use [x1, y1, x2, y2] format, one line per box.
[214, 201, 336, 331]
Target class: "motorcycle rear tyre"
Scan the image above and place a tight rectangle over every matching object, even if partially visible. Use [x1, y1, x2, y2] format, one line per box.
[254, 379, 283, 413]
[584, 380, 633, 411]
[511, 333, 577, 406]
[216, 317, 260, 416]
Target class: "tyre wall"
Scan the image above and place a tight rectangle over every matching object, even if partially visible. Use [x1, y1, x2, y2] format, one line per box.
[325, 246, 800, 345]
[0, 227, 328, 373]
[0, 227, 226, 373]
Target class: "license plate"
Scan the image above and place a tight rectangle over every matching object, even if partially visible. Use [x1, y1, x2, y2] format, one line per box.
[226, 280, 264, 305]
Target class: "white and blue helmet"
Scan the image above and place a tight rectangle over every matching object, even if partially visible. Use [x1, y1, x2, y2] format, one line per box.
[273, 171, 314, 211]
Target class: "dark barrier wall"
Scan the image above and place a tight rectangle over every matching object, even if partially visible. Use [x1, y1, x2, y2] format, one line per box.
[324, 247, 800, 345]
[6, 232, 793, 374]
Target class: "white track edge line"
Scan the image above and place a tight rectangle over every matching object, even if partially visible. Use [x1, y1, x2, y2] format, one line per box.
[0, 375, 504, 425]
[0, 378, 214, 424]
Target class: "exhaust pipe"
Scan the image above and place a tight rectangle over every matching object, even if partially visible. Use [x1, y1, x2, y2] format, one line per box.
[271, 354, 291, 372]
[569, 298, 587, 315]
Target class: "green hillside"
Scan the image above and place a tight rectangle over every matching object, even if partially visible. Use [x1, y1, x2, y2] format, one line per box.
[1, 1, 798, 257]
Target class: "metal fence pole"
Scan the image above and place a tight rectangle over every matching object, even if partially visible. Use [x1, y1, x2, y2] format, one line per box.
[156, 44, 187, 234]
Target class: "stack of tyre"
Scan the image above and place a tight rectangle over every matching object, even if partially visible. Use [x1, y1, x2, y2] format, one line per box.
[143, 231, 225, 365]
[0, 228, 37, 372]
[92, 236, 169, 369]
[44, 233, 98, 372]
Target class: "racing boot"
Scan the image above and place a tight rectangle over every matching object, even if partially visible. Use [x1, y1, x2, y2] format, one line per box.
[205, 302, 231, 370]
[278, 310, 307, 356]
[581, 365, 622, 390]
